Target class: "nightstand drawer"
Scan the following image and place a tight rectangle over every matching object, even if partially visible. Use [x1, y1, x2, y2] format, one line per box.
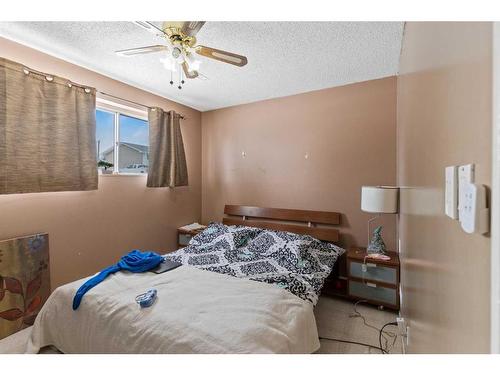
[348, 280, 398, 306]
[349, 261, 397, 284]
[178, 233, 193, 246]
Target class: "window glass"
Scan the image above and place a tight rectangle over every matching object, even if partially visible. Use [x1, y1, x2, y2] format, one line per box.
[118, 114, 149, 174]
[96, 109, 115, 173]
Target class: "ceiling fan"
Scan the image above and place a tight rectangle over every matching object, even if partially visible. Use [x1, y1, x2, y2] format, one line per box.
[115, 21, 248, 89]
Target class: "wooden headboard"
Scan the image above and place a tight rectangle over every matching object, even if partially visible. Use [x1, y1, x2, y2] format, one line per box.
[222, 205, 341, 243]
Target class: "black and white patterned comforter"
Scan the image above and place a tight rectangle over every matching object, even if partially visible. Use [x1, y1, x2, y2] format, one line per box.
[164, 222, 345, 305]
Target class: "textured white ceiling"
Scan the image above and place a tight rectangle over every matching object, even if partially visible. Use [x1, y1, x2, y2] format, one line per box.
[0, 22, 403, 111]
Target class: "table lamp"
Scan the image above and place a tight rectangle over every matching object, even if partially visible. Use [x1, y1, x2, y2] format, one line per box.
[361, 186, 399, 254]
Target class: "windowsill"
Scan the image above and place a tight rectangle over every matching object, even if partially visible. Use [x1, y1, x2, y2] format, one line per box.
[99, 173, 147, 177]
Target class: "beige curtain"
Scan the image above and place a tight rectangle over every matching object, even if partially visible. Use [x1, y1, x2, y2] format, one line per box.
[0, 57, 97, 194]
[147, 108, 188, 188]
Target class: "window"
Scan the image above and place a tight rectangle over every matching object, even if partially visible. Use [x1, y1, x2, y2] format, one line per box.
[96, 109, 115, 173]
[96, 106, 149, 175]
[118, 114, 149, 174]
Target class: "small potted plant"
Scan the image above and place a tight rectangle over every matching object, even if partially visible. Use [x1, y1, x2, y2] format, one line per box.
[97, 160, 114, 175]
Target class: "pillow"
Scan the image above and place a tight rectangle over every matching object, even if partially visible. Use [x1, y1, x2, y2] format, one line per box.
[243, 229, 345, 276]
[236, 228, 345, 304]
[188, 222, 230, 247]
[226, 224, 264, 248]
[180, 222, 233, 256]
[165, 224, 345, 305]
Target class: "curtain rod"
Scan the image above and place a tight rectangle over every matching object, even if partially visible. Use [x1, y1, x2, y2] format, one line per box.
[8, 58, 187, 120]
[97, 91, 186, 119]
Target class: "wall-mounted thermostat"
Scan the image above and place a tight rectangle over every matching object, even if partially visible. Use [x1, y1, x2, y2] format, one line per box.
[445, 163, 489, 234]
[460, 183, 489, 234]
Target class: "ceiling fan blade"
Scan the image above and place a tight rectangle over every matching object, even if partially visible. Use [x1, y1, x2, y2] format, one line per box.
[161, 21, 205, 37]
[195, 46, 248, 67]
[181, 62, 199, 79]
[116, 45, 168, 56]
[181, 21, 206, 37]
[132, 21, 167, 36]
[197, 72, 209, 81]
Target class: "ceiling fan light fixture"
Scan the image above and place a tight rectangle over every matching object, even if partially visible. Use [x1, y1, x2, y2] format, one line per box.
[185, 53, 201, 71]
[171, 47, 182, 59]
[188, 60, 201, 72]
[160, 56, 177, 72]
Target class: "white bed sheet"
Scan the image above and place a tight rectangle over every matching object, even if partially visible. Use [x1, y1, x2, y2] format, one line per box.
[26, 265, 320, 353]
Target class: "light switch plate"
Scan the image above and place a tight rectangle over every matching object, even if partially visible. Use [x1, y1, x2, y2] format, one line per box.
[445, 166, 458, 219]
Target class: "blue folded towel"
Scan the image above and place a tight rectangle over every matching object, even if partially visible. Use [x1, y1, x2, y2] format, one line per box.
[72, 250, 163, 310]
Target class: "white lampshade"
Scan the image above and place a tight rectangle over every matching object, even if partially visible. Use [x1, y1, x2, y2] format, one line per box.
[361, 186, 399, 214]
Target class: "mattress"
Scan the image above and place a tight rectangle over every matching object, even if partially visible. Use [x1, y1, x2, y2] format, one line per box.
[26, 265, 320, 353]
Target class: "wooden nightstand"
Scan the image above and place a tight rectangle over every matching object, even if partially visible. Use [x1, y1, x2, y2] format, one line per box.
[177, 226, 205, 248]
[347, 247, 400, 311]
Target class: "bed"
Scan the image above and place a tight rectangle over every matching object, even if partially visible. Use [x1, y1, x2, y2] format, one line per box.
[26, 205, 345, 354]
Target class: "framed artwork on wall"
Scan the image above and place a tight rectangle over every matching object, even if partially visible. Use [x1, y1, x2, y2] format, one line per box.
[0, 233, 50, 340]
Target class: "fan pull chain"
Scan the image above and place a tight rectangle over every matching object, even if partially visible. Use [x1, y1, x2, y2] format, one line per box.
[167, 63, 187, 89]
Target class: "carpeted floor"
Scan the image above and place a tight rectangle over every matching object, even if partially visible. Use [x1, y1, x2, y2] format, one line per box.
[0, 296, 402, 354]
[314, 296, 402, 354]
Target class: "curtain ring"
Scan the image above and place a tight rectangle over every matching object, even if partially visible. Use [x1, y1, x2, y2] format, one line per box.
[45, 76, 54, 82]
[84, 88, 91, 93]
[67, 83, 72, 88]
[23, 68, 29, 75]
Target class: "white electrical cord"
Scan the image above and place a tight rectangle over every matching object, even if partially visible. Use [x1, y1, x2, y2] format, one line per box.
[349, 300, 398, 354]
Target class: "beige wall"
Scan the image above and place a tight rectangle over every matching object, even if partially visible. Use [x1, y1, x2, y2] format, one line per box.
[0, 37, 202, 289]
[398, 22, 492, 353]
[202, 77, 397, 251]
